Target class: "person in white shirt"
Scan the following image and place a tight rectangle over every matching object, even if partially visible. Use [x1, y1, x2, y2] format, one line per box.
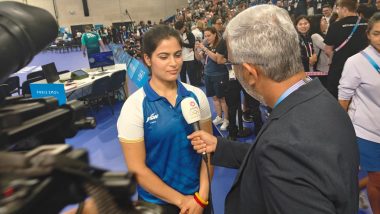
[175, 21, 199, 86]
[338, 13, 380, 214]
[192, 21, 204, 42]
[310, 14, 330, 87]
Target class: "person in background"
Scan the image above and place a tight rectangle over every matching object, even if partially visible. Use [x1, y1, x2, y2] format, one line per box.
[338, 13, 380, 214]
[357, 3, 378, 21]
[324, 0, 368, 98]
[294, 0, 308, 17]
[295, 15, 317, 72]
[189, 5, 359, 213]
[322, 4, 333, 24]
[310, 14, 330, 87]
[192, 20, 206, 86]
[117, 25, 212, 214]
[195, 27, 229, 131]
[211, 16, 224, 36]
[192, 20, 204, 42]
[81, 25, 106, 57]
[174, 21, 198, 86]
[329, 12, 340, 24]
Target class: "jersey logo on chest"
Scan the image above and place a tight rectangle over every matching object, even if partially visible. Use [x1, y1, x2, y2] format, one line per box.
[146, 113, 159, 123]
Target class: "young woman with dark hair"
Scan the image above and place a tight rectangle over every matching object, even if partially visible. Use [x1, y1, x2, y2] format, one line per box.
[295, 15, 317, 72]
[117, 25, 213, 214]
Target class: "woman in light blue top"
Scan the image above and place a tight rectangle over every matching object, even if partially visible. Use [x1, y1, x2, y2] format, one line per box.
[338, 13, 380, 213]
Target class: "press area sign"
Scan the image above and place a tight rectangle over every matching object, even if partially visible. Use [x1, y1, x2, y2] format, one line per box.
[30, 84, 67, 106]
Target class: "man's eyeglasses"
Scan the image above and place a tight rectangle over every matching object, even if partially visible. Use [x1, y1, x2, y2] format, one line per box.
[215, 22, 223, 25]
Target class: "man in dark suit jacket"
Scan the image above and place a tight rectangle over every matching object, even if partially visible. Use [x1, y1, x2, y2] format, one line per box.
[188, 5, 359, 214]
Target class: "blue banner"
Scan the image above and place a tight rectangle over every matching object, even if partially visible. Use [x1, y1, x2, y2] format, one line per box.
[128, 58, 149, 88]
[30, 84, 67, 106]
[109, 43, 149, 88]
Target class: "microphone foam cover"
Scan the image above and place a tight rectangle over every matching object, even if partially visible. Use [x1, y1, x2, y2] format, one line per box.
[181, 97, 201, 124]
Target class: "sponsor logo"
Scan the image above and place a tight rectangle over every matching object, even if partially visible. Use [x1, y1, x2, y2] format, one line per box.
[146, 113, 159, 123]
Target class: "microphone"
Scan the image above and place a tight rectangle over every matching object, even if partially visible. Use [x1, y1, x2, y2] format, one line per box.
[181, 97, 207, 159]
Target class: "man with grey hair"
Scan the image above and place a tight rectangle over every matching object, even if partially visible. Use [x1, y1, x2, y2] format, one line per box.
[188, 5, 359, 214]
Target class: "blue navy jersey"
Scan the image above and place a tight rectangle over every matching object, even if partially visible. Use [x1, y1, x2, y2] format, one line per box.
[117, 80, 211, 204]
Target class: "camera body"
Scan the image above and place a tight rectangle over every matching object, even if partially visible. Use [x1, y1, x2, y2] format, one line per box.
[0, 144, 161, 214]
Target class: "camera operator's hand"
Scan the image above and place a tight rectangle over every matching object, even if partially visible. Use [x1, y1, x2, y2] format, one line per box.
[188, 130, 217, 154]
[179, 195, 204, 214]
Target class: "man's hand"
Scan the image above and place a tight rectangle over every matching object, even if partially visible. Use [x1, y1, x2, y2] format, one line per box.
[188, 130, 217, 154]
[179, 195, 204, 214]
[83, 52, 86, 57]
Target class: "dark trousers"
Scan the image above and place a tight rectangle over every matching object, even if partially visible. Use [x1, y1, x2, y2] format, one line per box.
[180, 60, 198, 85]
[225, 80, 242, 137]
[327, 66, 343, 99]
[243, 90, 263, 134]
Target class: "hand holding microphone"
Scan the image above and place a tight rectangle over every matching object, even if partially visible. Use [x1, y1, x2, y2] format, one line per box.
[181, 97, 217, 156]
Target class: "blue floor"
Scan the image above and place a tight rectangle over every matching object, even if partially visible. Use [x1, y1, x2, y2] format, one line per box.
[25, 51, 372, 214]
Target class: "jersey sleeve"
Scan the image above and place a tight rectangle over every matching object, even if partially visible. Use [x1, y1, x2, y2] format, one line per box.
[117, 90, 145, 143]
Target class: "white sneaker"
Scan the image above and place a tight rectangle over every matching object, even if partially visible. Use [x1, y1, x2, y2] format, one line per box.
[213, 116, 223, 126]
[220, 120, 229, 131]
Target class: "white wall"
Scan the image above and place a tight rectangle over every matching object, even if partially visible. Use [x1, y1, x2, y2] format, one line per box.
[0, 0, 187, 28]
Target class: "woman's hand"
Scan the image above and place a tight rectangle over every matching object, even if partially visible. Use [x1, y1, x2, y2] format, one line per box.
[309, 54, 317, 65]
[188, 130, 217, 154]
[179, 195, 204, 214]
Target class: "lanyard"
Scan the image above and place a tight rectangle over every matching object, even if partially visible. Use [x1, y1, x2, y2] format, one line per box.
[335, 17, 361, 52]
[273, 77, 312, 108]
[302, 41, 313, 57]
[361, 50, 380, 73]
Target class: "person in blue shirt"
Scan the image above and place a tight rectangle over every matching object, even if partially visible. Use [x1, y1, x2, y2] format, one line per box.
[117, 25, 212, 214]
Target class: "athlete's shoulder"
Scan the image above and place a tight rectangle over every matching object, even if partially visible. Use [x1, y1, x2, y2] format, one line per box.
[181, 82, 205, 97]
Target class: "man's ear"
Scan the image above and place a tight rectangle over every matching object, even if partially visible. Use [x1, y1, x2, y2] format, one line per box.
[242, 63, 259, 86]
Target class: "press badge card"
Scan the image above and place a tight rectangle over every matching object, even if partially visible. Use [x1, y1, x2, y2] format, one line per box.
[30, 83, 67, 106]
[226, 63, 236, 80]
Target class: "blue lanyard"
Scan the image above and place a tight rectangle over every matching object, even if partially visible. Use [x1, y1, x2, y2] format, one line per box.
[335, 17, 361, 52]
[273, 77, 311, 108]
[361, 50, 380, 73]
[273, 88, 296, 108]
